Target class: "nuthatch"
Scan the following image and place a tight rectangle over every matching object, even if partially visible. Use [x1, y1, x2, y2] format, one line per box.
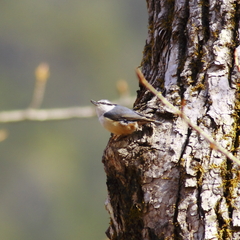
[91, 99, 160, 136]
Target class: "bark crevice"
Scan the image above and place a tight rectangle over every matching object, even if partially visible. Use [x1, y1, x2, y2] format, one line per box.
[103, 0, 239, 239]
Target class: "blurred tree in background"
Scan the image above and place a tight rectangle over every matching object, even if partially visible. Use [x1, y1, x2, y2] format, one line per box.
[0, 1, 147, 239]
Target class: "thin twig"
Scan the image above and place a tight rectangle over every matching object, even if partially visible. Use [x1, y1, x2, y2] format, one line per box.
[0, 107, 95, 122]
[0, 96, 136, 123]
[136, 68, 240, 166]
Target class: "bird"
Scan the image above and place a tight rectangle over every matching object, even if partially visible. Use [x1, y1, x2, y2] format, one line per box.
[91, 99, 160, 136]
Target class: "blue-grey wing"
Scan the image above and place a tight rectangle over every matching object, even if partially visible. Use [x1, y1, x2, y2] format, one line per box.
[103, 105, 151, 122]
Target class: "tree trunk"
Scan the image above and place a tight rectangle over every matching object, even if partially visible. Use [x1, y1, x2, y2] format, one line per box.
[103, 1, 240, 239]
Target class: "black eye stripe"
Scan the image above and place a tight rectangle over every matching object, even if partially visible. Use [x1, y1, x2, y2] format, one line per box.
[98, 102, 115, 106]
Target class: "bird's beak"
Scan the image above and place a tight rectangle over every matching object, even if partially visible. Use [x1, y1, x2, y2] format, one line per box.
[90, 99, 98, 105]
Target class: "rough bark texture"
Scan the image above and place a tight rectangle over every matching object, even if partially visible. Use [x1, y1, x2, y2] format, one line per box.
[103, 1, 240, 239]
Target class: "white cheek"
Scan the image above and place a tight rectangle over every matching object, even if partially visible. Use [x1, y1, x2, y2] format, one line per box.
[98, 116, 106, 126]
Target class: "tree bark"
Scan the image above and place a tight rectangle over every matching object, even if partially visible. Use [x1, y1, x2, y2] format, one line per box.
[103, 1, 240, 239]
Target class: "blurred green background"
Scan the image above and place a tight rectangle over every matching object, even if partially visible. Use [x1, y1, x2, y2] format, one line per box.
[0, 1, 148, 239]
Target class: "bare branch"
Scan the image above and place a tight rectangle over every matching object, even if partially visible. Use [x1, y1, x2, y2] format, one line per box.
[0, 61, 138, 124]
[0, 107, 95, 122]
[0, 96, 136, 123]
[136, 68, 240, 166]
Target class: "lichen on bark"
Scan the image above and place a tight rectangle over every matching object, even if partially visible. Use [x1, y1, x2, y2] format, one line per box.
[102, 0, 240, 239]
